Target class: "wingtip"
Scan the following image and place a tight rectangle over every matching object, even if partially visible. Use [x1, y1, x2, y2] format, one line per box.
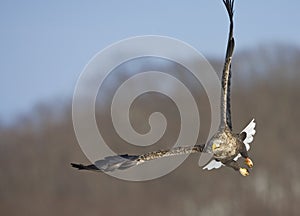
[222, 0, 235, 18]
[70, 163, 85, 170]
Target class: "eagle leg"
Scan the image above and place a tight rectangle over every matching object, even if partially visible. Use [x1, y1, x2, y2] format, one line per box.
[225, 160, 250, 176]
[239, 142, 254, 168]
[245, 157, 254, 168]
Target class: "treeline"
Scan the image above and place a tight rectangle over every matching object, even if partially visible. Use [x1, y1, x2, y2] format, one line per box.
[0, 44, 299, 216]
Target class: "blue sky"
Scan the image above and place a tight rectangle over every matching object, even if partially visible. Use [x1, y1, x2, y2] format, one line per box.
[1, 0, 300, 124]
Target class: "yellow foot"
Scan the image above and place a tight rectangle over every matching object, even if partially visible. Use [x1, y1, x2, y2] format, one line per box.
[245, 157, 253, 168]
[239, 168, 249, 176]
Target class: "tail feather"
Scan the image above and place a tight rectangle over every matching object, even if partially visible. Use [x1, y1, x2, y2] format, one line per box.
[242, 119, 256, 149]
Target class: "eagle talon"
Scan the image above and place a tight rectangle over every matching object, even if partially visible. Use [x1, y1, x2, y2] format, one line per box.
[239, 168, 249, 176]
[245, 157, 253, 168]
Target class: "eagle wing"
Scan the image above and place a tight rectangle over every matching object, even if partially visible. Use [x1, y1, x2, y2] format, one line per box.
[220, 0, 235, 130]
[71, 145, 204, 172]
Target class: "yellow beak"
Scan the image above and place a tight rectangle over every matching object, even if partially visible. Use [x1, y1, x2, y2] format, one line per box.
[212, 143, 217, 151]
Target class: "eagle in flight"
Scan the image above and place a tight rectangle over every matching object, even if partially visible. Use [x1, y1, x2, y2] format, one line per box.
[71, 0, 256, 176]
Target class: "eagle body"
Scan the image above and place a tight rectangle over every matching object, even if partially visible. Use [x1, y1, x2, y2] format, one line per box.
[206, 127, 247, 164]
